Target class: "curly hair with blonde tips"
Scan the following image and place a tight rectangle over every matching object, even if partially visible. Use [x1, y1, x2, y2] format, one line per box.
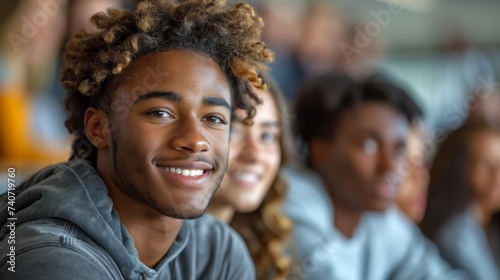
[62, 0, 274, 162]
[229, 75, 294, 280]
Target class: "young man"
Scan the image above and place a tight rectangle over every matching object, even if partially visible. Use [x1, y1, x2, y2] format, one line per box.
[0, 0, 273, 279]
[284, 73, 470, 279]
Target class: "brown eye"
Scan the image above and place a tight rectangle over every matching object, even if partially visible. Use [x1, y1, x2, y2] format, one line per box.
[147, 109, 172, 118]
[203, 115, 228, 125]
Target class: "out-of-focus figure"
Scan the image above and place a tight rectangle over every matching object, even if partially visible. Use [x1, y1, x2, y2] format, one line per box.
[421, 118, 500, 280]
[259, 0, 307, 101]
[296, 2, 345, 78]
[0, 0, 69, 173]
[284, 72, 468, 280]
[337, 21, 385, 81]
[396, 119, 431, 223]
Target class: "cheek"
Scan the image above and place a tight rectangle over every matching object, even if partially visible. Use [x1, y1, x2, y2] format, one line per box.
[122, 130, 161, 158]
[344, 150, 373, 180]
[263, 148, 281, 180]
[213, 132, 230, 159]
[228, 142, 240, 166]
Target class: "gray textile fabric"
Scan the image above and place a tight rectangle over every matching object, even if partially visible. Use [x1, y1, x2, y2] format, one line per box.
[0, 160, 255, 279]
[435, 208, 500, 280]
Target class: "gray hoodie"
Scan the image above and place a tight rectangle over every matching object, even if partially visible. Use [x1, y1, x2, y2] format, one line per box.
[0, 160, 255, 279]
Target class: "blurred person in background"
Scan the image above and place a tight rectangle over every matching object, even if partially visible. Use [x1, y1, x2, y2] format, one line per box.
[0, 0, 69, 175]
[396, 118, 431, 223]
[435, 26, 496, 131]
[337, 21, 385, 81]
[421, 118, 500, 280]
[284, 72, 468, 280]
[295, 1, 346, 80]
[259, 0, 307, 101]
[208, 75, 293, 280]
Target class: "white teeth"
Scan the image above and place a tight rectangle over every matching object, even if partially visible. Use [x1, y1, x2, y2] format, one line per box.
[234, 172, 258, 182]
[163, 167, 204, 177]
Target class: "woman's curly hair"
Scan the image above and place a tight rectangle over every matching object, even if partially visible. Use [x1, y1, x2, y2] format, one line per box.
[229, 75, 294, 280]
[62, 0, 274, 162]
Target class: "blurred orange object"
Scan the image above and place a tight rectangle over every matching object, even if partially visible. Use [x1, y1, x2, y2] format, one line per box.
[0, 85, 67, 172]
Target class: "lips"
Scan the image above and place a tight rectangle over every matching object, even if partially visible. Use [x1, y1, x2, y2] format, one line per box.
[231, 171, 259, 183]
[228, 169, 262, 189]
[373, 182, 397, 199]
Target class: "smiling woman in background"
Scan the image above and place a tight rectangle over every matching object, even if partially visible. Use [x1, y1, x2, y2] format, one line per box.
[208, 75, 293, 280]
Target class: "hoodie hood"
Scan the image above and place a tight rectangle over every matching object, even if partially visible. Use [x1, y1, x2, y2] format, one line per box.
[0, 160, 184, 278]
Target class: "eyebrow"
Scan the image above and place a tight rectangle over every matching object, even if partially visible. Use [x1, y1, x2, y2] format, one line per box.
[202, 97, 231, 112]
[133, 91, 231, 111]
[233, 117, 281, 128]
[133, 91, 182, 104]
[261, 121, 281, 128]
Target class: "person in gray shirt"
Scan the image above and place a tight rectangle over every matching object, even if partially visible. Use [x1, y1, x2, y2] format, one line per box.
[0, 0, 274, 278]
[284, 72, 469, 280]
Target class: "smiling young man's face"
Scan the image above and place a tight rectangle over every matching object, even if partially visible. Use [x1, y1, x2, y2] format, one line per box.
[90, 50, 232, 219]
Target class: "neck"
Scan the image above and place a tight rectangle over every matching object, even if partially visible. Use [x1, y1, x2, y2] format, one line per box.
[332, 199, 364, 238]
[99, 174, 183, 268]
[207, 200, 235, 223]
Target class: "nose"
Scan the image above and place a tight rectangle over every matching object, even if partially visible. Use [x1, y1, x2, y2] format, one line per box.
[237, 133, 259, 163]
[378, 147, 400, 175]
[170, 117, 210, 154]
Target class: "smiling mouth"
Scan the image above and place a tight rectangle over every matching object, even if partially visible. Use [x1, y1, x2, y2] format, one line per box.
[160, 167, 205, 177]
[231, 171, 259, 183]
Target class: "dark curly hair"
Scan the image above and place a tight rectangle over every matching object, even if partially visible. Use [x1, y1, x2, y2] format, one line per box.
[229, 74, 294, 280]
[62, 0, 274, 163]
[293, 71, 422, 165]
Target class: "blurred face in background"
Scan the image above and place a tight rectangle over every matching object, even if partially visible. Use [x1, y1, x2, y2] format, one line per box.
[297, 4, 345, 76]
[213, 88, 282, 212]
[468, 130, 500, 214]
[311, 102, 409, 213]
[261, 0, 305, 53]
[396, 120, 430, 223]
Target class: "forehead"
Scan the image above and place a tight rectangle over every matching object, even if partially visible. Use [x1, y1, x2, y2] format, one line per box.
[235, 87, 279, 123]
[113, 50, 231, 103]
[337, 102, 409, 136]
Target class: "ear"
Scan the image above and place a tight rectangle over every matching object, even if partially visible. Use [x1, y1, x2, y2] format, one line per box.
[308, 138, 329, 167]
[84, 107, 110, 149]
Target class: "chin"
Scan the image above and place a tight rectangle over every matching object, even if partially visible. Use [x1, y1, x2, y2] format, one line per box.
[235, 201, 261, 213]
[162, 207, 207, 220]
[369, 202, 391, 212]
